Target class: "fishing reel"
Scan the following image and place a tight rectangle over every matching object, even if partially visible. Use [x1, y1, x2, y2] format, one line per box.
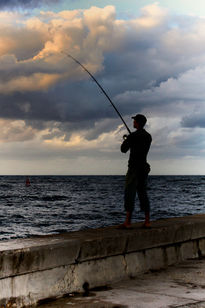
[123, 134, 128, 140]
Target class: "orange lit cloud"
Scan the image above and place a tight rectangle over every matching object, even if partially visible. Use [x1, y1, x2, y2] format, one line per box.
[0, 5, 168, 94]
[0, 73, 60, 93]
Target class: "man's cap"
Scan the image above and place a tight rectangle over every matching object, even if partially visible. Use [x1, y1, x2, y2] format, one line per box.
[131, 114, 147, 126]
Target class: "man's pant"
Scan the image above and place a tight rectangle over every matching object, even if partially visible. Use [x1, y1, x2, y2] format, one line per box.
[124, 168, 150, 214]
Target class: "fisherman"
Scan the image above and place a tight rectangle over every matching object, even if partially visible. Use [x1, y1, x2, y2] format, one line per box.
[120, 114, 152, 228]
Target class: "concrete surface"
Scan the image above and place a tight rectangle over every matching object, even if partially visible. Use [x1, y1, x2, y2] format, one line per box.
[1, 214, 205, 307]
[38, 257, 205, 308]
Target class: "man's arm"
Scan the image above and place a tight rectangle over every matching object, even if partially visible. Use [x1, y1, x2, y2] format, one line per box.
[121, 135, 131, 153]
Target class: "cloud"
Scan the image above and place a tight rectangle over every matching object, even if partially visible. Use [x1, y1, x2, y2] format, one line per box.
[0, 0, 62, 9]
[0, 2, 205, 175]
[0, 119, 37, 142]
[182, 113, 205, 128]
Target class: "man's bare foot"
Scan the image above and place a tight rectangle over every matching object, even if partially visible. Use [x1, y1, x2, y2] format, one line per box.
[142, 222, 151, 228]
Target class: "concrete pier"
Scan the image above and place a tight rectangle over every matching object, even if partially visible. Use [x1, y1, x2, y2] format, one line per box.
[1, 214, 205, 307]
[39, 257, 205, 308]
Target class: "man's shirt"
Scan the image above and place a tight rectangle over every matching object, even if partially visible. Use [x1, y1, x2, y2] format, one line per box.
[121, 129, 152, 169]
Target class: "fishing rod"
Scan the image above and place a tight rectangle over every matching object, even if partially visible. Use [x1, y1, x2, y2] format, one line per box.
[64, 53, 131, 134]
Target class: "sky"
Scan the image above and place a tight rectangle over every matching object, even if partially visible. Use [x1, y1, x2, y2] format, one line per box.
[0, 1, 205, 175]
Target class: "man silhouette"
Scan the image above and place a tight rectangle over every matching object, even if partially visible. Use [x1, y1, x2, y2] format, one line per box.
[120, 114, 152, 228]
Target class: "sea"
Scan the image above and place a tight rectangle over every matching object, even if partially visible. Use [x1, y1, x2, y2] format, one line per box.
[0, 175, 205, 241]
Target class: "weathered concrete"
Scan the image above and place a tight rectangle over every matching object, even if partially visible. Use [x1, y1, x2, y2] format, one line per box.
[39, 257, 205, 308]
[1, 214, 205, 307]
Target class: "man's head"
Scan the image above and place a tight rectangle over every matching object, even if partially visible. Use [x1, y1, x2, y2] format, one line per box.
[132, 114, 147, 129]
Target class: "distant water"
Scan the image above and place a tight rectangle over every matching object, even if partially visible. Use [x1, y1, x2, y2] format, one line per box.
[0, 175, 205, 241]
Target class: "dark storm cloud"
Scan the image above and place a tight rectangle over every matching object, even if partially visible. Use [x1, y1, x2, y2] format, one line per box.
[4, 81, 118, 120]
[0, 0, 61, 9]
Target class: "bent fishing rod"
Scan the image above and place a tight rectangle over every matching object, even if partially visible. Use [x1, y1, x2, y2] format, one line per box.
[64, 53, 131, 134]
